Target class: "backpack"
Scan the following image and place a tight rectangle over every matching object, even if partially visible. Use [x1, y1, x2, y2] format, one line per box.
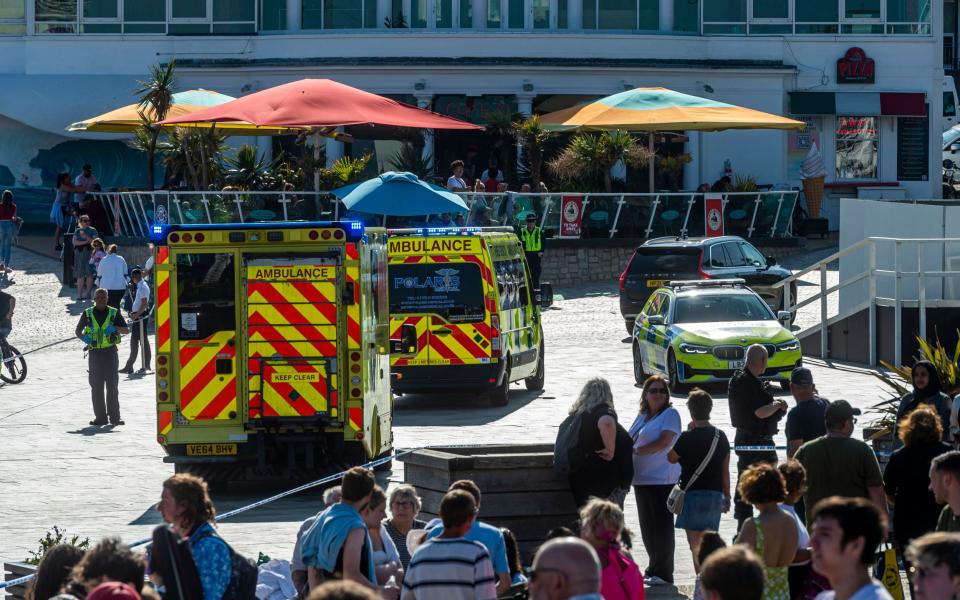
[195, 530, 258, 600]
[554, 412, 585, 474]
[150, 525, 203, 600]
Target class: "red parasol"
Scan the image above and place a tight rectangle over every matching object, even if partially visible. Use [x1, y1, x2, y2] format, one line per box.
[159, 79, 483, 131]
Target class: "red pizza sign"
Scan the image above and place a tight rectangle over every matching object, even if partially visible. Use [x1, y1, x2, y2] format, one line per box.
[837, 47, 875, 84]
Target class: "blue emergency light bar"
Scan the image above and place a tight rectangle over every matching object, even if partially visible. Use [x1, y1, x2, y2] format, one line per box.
[152, 220, 365, 244]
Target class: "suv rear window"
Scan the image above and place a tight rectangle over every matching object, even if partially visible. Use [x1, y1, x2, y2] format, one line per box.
[389, 263, 485, 323]
[628, 248, 701, 276]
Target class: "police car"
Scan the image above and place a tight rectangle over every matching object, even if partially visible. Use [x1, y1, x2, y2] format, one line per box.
[631, 279, 802, 391]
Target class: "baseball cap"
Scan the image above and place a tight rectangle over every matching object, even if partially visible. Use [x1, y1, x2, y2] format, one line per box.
[87, 582, 140, 600]
[790, 367, 814, 386]
[824, 400, 861, 425]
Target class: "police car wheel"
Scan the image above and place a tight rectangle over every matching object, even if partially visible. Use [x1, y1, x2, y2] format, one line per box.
[525, 344, 545, 391]
[668, 351, 685, 393]
[632, 342, 646, 385]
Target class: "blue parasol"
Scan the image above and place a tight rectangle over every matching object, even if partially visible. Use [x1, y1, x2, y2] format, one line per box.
[332, 171, 468, 216]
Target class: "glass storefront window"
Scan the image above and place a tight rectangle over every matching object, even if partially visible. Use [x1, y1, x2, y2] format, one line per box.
[534, 0, 549, 27]
[557, 0, 566, 27]
[583, 0, 641, 29]
[83, 0, 116, 18]
[836, 116, 878, 179]
[486, 0, 500, 28]
[753, 0, 788, 19]
[703, 0, 745, 22]
[260, 0, 286, 29]
[845, 0, 880, 18]
[325, 0, 363, 27]
[436, 0, 452, 27]
[302, 0, 321, 27]
[887, 0, 929, 22]
[509, 0, 523, 28]
[214, 0, 255, 21]
[410, 0, 427, 27]
[172, 0, 205, 19]
[796, 0, 838, 22]
[36, 0, 77, 21]
[0, 0, 23, 19]
[460, 0, 471, 27]
[674, 0, 697, 31]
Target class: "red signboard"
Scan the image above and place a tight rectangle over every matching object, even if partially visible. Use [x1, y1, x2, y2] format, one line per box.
[559, 196, 583, 238]
[704, 194, 724, 237]
[837, 47, 875, 84]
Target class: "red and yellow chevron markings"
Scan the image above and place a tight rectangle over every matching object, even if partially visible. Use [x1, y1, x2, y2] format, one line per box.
[178, 330, 237, 421]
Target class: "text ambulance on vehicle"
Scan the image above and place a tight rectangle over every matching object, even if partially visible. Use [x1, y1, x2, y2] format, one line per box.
[387, 227, 547, 406]
[152, 221, 393, 481]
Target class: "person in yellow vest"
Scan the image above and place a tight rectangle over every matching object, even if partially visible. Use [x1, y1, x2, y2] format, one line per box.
[75, 287, 129, 426]
[519, 213, 543, 288]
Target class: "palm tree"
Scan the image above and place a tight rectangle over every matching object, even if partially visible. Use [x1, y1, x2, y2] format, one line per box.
[135, 61, 177, 190]
[547, 130, 652, 192]
[389, 142, 434, 178]
[512, 115, 552, 189]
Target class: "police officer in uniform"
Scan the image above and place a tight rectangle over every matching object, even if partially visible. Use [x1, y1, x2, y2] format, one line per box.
[519, 213, 543, 288]
[76, 287, 129, 426]
[728, 343, 787, 531]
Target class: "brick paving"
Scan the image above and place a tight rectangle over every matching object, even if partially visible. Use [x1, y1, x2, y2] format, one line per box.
[1, 241, 899, 599]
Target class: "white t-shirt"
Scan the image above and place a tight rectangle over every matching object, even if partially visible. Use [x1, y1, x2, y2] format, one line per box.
[628, 406, 682, 485]
[371, 526, 400, 566]
[131, 279, 150, 314]
[815, 581, 894, 600]
[447, 176, 467, 190]
[74, 173, 98, 204]
[97, 254, 128, 290]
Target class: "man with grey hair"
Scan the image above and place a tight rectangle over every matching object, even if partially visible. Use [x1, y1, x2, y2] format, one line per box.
[728, 343, 788, 530]
[528, 537, 602, 600]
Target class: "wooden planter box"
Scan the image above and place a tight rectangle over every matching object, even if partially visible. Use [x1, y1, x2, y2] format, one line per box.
[4, 562, 36, 600]
[401, 444, 577, 561]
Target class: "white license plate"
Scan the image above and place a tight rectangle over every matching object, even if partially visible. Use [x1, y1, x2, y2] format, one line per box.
[727, 360, 745, 369]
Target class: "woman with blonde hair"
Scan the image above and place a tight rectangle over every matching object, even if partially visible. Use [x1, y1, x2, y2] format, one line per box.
[566, 377, 627, 506]
[630, 374, 681, 586]
[579, 498, 644, 600]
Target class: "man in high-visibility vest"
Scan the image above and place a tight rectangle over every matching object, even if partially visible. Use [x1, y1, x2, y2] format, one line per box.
[519, 213, 543, 288]
[75, 287, 129, 426]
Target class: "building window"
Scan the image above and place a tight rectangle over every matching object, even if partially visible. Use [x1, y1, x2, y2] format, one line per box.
[582, 0, 654, 29]
[836, 116, 878, 180]
[260, 0, 286, 29]
[533, 0, 549, 27]
[0, 0, 25, 34]
[303, 0, 374, 28]
[703, 0, 746, 33]
[795, 0, 838, 32]
[845, 0, 880, 19]
[124, 0, 164, 32]
[673, 0, 697, 31]
[36, 0, 77, 33]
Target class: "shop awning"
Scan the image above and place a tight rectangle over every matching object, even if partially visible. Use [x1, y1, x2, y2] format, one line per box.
[789, 92, 926, 117]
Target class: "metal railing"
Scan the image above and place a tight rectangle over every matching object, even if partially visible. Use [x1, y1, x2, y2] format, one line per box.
[774, 237, 960, 367]
[91, 189, 799, 241]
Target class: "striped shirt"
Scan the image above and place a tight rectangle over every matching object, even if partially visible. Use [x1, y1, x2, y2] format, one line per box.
[402, 537, 497, 600]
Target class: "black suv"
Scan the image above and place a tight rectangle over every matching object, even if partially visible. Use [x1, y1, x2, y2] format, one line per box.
[618, 236, 796, 333]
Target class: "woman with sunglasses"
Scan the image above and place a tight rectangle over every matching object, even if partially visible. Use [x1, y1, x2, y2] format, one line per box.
[629, 374, 682, 587]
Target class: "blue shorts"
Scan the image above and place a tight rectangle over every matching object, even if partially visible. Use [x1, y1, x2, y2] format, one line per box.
[675, 490, 724, 532]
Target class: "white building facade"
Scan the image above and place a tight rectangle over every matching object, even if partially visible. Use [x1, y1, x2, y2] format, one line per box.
[0, 0, 944, 199]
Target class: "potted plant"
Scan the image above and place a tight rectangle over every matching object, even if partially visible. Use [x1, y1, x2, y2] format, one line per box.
[657, 153, 691, 192]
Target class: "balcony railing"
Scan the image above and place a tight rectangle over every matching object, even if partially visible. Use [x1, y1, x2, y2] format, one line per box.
[89, 189, 799, 242]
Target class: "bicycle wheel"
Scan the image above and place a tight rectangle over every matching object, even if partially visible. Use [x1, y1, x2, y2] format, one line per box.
[0, 343, 27, 384]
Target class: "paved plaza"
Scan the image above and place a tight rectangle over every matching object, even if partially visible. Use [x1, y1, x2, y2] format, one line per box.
[0, 242, 888, 597]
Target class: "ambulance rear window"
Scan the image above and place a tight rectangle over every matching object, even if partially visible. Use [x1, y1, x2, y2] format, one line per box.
[389, 263, 485, 322]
